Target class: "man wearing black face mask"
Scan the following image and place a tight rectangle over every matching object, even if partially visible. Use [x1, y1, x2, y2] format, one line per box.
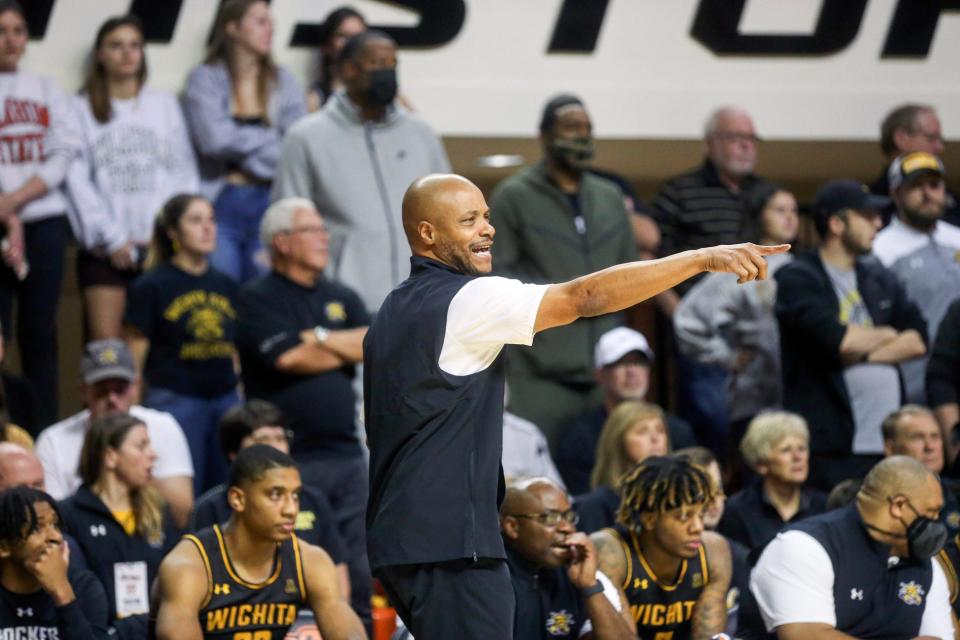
[273, 30, 450, 313]
[488, 94, 638, 449]
[741, 456, 954, 639]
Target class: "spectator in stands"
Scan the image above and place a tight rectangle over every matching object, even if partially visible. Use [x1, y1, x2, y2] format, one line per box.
[674, 184, 797, 444]
[651, 106, 769, 456]
[502, 391, 566, 489]
[59, 414, 178, 624]
[124, 194, 239, 494]
[870, 104, 958, 227]
[873, 152, 960, 404]
[0, 319, 41, 437]
[882, 405, 960, 533]
[555, 326, 694, 495]
[34, 339, 194, 527]
[498, 477, 635, 639]
[591, 456, 732, 638]
[746, 456, 954, 639]
[66, 15, 199, 340]
[488, 94, 637, 446]
[575, 401, 670, 533]
[719, 412, 826, 555]
[928, 298, 960, 465]
[273, 30, 449, 312]
[0, 442, 42, 489]
[776, 180, 927, 490]
[191, 399, 350, 598]
[0, 486, 108, 638]
[0, 1, 80, 425]
[306, 6, 366, 111]
[236, 197, 370, 624]
[183, 0, 306, 282]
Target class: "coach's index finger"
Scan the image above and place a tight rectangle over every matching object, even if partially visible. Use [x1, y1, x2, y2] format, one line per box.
[754, 243, 791, 255]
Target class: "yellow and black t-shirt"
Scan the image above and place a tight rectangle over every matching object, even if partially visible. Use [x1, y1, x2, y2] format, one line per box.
[605, 524, 709, 640]
[184, 524, 307, 639]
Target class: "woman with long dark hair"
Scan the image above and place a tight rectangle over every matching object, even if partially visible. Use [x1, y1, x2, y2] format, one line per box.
[183, 0, 306, 282]
[306, 6, 366, 111]
[59, 413, 177, 623]
[0, 1, 79, 424]
[124, 194, 240, 494]
[67, 14, 199, 340]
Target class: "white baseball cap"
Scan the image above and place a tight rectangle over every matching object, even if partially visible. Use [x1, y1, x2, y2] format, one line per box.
[594, 327, 654, 369]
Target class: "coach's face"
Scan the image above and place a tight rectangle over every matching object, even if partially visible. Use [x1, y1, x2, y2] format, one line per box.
[431, 182, 495, 276]
[230, 467, 302, 542]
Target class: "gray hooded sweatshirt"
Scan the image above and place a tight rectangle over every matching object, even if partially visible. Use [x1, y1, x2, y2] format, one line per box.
[272, 92, 450, 311]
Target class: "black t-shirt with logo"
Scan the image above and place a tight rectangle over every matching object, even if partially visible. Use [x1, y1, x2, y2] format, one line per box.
[126, 263, 239, 397]
[0, 569, 109, 640]
[236, 272, 369, 458]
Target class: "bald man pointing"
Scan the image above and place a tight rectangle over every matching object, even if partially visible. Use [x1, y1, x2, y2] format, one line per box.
[363, 173, 787, 639]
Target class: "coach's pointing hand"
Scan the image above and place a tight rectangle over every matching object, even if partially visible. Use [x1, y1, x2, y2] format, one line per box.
[698, 243, 791, 284]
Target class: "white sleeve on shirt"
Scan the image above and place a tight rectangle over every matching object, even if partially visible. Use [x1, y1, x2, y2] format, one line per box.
[750, 530, 837, 631]
[439, 276, 549, 376]
[34, 430, 71, 500]
[919, 559, 956, 639]
[578, 570, 622, 637]
[139, 409, 195, 479]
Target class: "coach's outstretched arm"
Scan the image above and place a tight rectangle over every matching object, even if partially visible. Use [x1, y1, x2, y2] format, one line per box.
[534, 243, 790, 333]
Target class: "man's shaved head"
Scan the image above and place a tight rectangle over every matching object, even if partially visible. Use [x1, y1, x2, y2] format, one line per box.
[500, 477, 560, 515]
[0, 442, 45, 491]
[401, 173, 495, 275]
[861, 455, 933, 499]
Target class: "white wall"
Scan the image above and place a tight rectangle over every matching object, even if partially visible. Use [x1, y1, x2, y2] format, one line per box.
[23, 0, 960, 140]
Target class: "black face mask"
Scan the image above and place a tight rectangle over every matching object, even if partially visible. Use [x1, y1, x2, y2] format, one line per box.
[548, 137, 594, 172]
[365, 68, 398, 107]
[865, 498, 948, 561]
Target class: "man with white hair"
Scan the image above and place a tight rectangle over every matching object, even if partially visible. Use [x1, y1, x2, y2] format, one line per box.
[651, 106, 771, 456]
[235, 196, 371, 624]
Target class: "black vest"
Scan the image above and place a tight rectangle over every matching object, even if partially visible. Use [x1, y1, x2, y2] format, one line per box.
[184, 524, 306, 639]
[789, 504, 930, 638]
[364, 257, 508, 569]
[605, 524, 707, 638]
[507, 548, 587, 639]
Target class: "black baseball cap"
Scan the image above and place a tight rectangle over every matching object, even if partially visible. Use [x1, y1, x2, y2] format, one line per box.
[888, 152, 945, 191]
[812, 180, 890, 221]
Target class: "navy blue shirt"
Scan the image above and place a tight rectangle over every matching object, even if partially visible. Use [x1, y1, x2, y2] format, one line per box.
[0, 569, 109, 640]
[719, 482, 827, 554]
[507, 547, 588, 640]
[236, 271, 369, 459]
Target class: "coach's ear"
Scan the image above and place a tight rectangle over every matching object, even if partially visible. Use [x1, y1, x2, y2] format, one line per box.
[500, 515, 520, 541]
[0, 540, 12, 559]
[227, 486, 246, 513]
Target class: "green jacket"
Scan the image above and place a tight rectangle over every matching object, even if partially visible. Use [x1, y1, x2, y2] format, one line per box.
[489, 162, 638, 383]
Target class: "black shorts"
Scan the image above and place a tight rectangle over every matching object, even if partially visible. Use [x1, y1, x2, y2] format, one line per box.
[76, 250, 142, 289]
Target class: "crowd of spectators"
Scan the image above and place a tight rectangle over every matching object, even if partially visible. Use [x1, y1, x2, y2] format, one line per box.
[1, 0, 960, 638]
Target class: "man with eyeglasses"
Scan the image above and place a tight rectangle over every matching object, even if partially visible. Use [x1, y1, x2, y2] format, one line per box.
[650, 106, 771, 458]
[235, 197, 371, 624]
[870, 104, 958, 228]
[500, 477, 635, 639]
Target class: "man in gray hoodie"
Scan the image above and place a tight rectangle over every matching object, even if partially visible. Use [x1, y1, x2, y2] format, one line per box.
[272, 30, 450, 312]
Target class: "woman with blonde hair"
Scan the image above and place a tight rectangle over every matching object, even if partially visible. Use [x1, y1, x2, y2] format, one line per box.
[575, 401, 670, 532]
[718, 411, 826, 553]
[59, 413, 177, 624]
[183, 0, 306, 282]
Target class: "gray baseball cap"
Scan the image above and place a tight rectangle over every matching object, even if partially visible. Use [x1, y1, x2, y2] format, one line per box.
[80, 339, 136, 385]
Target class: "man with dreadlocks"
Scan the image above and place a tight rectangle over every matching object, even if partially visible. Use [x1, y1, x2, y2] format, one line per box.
[0, 486, 109, 639]
[591, 456, 732, 639]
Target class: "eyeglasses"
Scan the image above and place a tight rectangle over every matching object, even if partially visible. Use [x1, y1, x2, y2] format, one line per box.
[512, 509, 580, 526]
[285, 225, 327, 236]
[711, 132, 761, 145]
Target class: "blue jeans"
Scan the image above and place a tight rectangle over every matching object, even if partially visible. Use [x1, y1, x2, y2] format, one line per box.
[675, 350, 730, 459]
[144, 386, 241, 495]
[210, 183, 271, 283]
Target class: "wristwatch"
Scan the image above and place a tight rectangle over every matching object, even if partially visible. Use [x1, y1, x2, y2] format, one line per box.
[313, 326, 330, 344]
[580, 580, 604, 598]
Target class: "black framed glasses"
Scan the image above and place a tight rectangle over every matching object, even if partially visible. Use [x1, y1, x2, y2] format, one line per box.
[512, 509, 579, 527]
